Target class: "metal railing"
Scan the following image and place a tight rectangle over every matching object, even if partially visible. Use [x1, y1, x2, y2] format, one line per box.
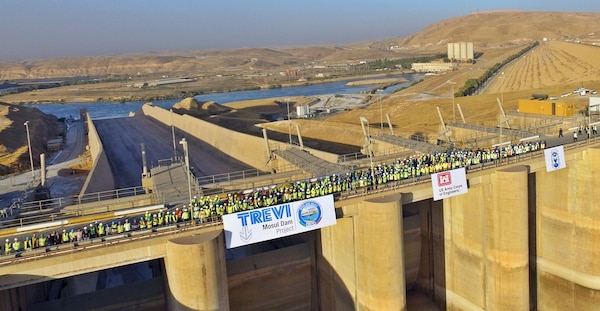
[195, 168, 270, 186]
[0, 186, 154, 229]
[2, 137, 600, 264]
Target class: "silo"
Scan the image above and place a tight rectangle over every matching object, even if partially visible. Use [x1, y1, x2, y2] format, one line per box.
[453, 43, 460, 61]
[460, 42, 467, 60]
[448, 43, 455, 60]
[467, 42, 474, 60]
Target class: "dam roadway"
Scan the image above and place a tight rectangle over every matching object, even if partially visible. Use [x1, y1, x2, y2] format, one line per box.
[3, 105, 600, 310]
[94, 113, 253, 189]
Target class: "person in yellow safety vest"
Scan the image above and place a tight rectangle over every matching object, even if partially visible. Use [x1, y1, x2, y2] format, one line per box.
[111, 222, 117, 235]
[146, 217, 153, 229]
[124, 219, 131, 232]
[12, 238, 21, 252]
[145, 211, 151, 222]
[193, 207, 200, 222]
[24, 236, 32, 251]
[62, 230, 70, 243]
[97, 223, 105, 236]
[157, 213, 164, 226]
[139, 218, 146, 230]
[31, 233, 38, 249]
[117, 221, 124, 234]
[69, 229, 76, 242]
[4, 238, 12, 255]
[89, 224, 97, 238]
[152, 214, 158, 227]
[182, 208, 190, 221]
[39, 234, 47, 248]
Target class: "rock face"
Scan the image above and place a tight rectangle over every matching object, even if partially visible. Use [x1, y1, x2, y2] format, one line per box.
[0, 102, 61, 175]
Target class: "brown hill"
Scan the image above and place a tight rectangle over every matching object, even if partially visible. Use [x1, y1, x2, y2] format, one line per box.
[399, 11, 600, 52]
[0, 102, 62, 175]
[2, 11, 597, 81]
[171, 97, 233, 118]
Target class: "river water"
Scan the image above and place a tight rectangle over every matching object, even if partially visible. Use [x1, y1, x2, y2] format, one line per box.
[25, 73, 424, 120]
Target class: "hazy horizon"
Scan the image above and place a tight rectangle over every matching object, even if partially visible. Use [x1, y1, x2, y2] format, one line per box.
[1, 1, 598, 61]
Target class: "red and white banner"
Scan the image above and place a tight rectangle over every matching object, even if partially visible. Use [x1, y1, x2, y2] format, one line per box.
[431, 167, 468, 201]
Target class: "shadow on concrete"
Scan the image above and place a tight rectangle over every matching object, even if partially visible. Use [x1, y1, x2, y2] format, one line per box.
[1, 260, 165, 311]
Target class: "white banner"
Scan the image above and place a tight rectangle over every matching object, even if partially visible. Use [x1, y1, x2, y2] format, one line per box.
[431, 167, 468, 201]
[223, 194, 336, 249]
[544, 145, 566, 172]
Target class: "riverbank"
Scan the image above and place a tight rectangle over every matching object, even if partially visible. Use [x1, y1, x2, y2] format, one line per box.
[0, 70, 414, 105]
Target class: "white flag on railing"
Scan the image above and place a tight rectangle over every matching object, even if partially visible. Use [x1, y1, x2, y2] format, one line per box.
[544, 145, 566, 172]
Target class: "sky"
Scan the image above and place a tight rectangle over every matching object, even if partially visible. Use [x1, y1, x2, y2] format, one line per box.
[0, 0, 597, 61]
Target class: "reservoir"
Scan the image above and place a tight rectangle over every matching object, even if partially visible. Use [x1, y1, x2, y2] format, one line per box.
[26, 73, 424, 120]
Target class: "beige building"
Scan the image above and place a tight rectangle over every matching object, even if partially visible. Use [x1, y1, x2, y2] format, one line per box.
[412, 62, 457, 72]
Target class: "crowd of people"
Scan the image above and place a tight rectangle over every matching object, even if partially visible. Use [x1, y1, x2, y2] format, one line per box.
[3, 208, 206, 256]
[2, 139, 547, 257]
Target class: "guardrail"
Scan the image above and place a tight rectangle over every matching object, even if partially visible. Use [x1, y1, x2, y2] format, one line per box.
[195, 169, 270, 185]
[0, 186, 154, 229]
[3, 136, 599, 240]
[1, 138, 599, 264]
[0, 215, 224, 264]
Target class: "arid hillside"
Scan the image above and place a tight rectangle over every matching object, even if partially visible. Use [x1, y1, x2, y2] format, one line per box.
[0, 102, 62, 175]
[263, 39, 600, 146]
[1, 11, 598, 81]
[2, 11, 600, 176]
[399, 11, 600, 52]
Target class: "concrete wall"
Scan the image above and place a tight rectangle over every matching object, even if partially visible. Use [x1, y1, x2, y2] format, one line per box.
[27, 278, 165, 311]
[227, 243, 313, 310]
[79, 113, 115, 195]
[536, 146, 600, 310]
[444, 166, 529, 310]
[5, 144, 600, 310]
[140, 104, 341, 172]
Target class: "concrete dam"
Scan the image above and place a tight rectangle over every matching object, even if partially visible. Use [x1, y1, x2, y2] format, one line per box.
[1, 104, 600, 310]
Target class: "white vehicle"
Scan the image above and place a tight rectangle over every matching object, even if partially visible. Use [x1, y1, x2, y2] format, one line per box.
[561, 93, 570, 97]
[549, 96, 558, 100]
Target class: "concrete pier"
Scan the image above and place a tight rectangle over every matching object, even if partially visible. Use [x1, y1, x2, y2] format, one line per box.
[444, 165, 529, 310]
[536, 147, 600, 310]
[164, 231, 229, 311]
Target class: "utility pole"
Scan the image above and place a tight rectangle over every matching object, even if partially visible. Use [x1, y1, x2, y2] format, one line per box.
[170, 109, 176, 160]
[286, 98, 292, 145]
[448, 81, 456, 123]
[179, 138, 192, 206]
[24, 121, 34, 178]
[378, 89, 384, 131]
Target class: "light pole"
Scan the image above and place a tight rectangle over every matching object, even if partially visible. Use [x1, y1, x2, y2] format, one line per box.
[170, 109, 176, 160]
[377, 89, 384, 131]
[500, 71, 505, 106]
[286, 98, 292, 145]
[24, 121, 34, 178]
[448, 81, 456, 123]
[179, 138, 192, 206]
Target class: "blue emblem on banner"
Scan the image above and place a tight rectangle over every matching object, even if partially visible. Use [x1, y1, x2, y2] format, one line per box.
[297, 201, 322, 227]
[551, 151, 560, 168]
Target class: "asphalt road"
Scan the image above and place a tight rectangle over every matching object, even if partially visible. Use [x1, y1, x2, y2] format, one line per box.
[94, 114, 253, 189]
